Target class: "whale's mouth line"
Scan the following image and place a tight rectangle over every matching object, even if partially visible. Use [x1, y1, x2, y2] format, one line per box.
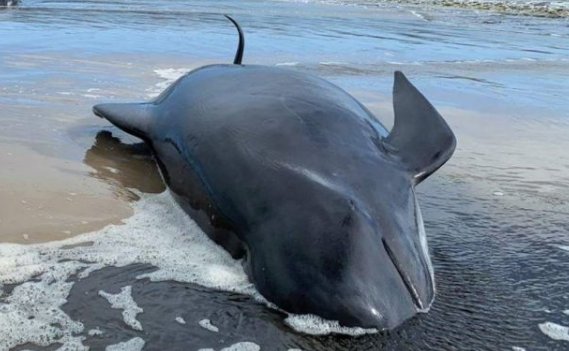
[381, 238, 424, 310]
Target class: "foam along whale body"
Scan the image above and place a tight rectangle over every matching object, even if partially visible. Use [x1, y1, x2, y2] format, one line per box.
[93, 16, 456, 330]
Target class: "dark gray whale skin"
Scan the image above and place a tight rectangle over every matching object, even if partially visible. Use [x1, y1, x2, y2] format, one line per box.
[93, 61, 456, 329]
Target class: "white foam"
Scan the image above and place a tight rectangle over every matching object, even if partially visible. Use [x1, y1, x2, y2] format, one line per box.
[0, 191, 380, 349]
[199, 318, 219, 332]
[0, 192, 254, 350]
[564, 310, 569, 316]
[557, 245, 569, 252]
[220, 342, 260, 351]
[146, 68, 191, 98]
[99, 286, 144, 331]
[275, 62, 300, 67]
[175, 316, 186, 324]
[88, 328, 104, 337]
[512, 347, 526, 351]
[410, 10, 427, 20]
[83, 94, 102, 99]
[284, 314, 377, 336]
[154, 68, 190, 82]
[0, 262, 87, 351]
[105, 337, 145, 351]
[539, 322, 569, 341]
[197, 342, 260, 351]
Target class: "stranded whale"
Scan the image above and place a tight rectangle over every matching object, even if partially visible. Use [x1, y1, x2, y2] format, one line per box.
[93, 16, 456, 330]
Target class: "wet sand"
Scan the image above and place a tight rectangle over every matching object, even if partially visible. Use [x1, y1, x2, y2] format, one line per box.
[0, 142, 132, 244]
[0, 52, 170, 244]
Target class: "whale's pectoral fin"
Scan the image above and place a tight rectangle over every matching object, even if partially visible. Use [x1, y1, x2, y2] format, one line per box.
[93, 102, 154, 141]
[384, 71, 457, 184]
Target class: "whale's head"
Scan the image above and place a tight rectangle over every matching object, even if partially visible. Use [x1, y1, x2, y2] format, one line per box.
[244, 167, 439, 330]
[236, 72, 455, 330]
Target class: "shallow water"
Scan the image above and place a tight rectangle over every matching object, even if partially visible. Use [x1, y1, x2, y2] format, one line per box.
[1, 0, 569, 350]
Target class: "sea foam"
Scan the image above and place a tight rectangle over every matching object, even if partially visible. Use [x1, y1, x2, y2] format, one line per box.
[538, 322, 569, 341]
[105, 337, 145, 351]
[199, 319, 219, 333]
[99, 286, 144, 331]
[0, 191, 376, 350]
[146, 68, 192, 98]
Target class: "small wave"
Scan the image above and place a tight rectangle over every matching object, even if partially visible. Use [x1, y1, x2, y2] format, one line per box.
[410, 9, 434, 20]
[275, 62, 300, 66]
[146, 68, 192, 98]
[319, 61, 345, 65]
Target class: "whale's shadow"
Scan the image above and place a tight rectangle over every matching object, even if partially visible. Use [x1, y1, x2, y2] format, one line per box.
[83, 130, 165, 200]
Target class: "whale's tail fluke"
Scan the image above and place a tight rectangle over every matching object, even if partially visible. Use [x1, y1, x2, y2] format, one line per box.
[384, 71, 457, 185]
[224, 15, 244, 65]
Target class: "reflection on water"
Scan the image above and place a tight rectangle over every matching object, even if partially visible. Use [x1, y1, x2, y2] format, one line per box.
[84, 131, 165, 200]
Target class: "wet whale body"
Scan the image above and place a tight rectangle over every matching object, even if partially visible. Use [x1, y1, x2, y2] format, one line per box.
[93, 16, 456, 330]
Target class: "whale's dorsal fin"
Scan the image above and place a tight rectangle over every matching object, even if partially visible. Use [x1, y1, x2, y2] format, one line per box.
[384, 71, 456, 185]
[93, 103, 154, 141]
[224, 15, 244, 65]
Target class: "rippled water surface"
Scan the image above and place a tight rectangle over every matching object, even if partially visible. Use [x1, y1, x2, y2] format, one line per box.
[1, 0, 569, 350]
